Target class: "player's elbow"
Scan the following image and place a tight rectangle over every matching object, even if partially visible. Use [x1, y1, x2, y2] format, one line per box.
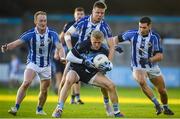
[64, 32, 71, 42]
[155, 53, 163, 62]
[159, 53, 163, 61]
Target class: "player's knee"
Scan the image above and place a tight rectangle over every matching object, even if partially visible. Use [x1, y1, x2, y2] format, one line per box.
[40, 89, 48, 95]
[65, 78, 74, 86]
[158, 88, 167, 95]
[138, 80, 146, 87]
[107, 82, 116, 91]
[21, 81, 31, 89]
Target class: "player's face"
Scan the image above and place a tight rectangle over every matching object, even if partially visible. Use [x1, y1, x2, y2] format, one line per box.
[74, 11, 85, 21]
[91, 37, 102, 50]
[139, 23, 151, 36]
[92, 7, 105, 23]
[35, 14, 47, 33]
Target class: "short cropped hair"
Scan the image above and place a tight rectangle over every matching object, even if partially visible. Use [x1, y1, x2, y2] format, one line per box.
[34, 11, 47, 21]
[74, 7, 85, 12]
[140, 17, 152, 25]
[91, 30, 104, 40]
[93, 1, 107, 10]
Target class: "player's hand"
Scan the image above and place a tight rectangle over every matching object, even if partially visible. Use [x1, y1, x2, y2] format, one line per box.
[115, 45, 123, 54]
[1, 43, 8, 53]
[82, 58, 96, 69]
[98, 61, 113, 74]
[60, 57, 66, 64]
[139, 57, 150, 65]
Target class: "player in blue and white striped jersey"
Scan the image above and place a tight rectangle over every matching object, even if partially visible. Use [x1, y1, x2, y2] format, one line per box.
[62, 1, 121, 117]
[1, 11, 65, 116]
[54, 1, 122, 117]
[65, 1, 114, 60]
[114, 17, 174, 115]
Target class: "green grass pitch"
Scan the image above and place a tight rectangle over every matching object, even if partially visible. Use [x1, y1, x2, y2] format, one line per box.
[0, 86, 179, 118]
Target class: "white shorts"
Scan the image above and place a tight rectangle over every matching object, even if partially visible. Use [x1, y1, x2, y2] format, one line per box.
[26, 62, 51, 80]
[133, 66, 162, 79]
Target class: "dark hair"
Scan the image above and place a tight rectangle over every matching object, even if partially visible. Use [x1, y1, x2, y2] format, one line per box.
[93, 1, 107, 9]
[74, 7, 85, 12]
[139, 17, 151, 25]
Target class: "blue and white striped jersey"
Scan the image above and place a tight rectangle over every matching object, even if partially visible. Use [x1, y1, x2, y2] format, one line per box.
[118, 29, 163, 69]
[19, 27, 60, 67]
[71, 15, 112, 43]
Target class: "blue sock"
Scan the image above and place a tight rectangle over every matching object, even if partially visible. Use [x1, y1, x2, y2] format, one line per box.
[113, 103, 120, 113]
[37, 106, 42, 112]
[151, 97, 160, 106]
[57, 102, 64, 110]
[15, 104, 20, 110]
[103, 97, 109, 104]
[75, 94, 80, 101]
[163, 104, 168, 109]
[71, 95, 75, 102]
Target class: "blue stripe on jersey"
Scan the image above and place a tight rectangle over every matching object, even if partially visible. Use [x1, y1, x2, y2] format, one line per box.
[40, 56, 44, 67]
[32, 34, 36, 64]
[132, 33, 138, 67]
[80, 20, 88, 42]
[27, 40, 31, 64]
[102, 22, 112, 38]
[148, 38, 153, 68]
[47, 32, 52, 66]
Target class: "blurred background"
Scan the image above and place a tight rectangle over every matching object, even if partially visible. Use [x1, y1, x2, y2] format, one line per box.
[0, 0, 180, 87]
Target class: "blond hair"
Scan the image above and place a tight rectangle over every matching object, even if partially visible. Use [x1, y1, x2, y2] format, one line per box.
[91, 30, 104, 40]
[34, 11, 47, 21]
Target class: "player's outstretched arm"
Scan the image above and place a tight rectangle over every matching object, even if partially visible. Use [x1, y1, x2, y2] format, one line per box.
[113, 36, 120, 45]
[1, 39, 23, 53]
[107, 37, 115, 61]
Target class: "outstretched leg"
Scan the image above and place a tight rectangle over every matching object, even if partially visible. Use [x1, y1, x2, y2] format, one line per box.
[8, 68, 36, 116]
[150, 75, 174, 115]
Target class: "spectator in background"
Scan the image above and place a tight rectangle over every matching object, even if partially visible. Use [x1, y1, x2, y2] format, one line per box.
[8, 54, 21, 88]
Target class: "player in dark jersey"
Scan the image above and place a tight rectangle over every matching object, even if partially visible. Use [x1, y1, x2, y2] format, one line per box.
[52, 30, 124, 118]
[62, 1, 117, 116]
[52, 7, 85, 104]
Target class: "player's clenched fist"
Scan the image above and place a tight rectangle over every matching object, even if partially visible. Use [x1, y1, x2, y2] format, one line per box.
[1, 43, 8, 53]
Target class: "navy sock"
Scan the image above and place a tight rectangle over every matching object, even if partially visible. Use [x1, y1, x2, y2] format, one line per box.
[57, 102, 64, 110]
[15, 104, 20, 110]
[71, 95, 75, 102]
[113, 103, 120, 114]
[163, 104, 168, 109]
[103, 97, 109, 104]
[37, 106, 43, 112]
[151, 97, 160, 106]
[75, 94, 80, 101]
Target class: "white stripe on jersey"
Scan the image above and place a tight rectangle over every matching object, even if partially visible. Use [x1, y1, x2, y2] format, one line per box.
[35, 32, 49, 67]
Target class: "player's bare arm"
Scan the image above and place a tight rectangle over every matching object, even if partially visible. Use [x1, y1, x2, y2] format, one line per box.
[54, 43, 65, 61]
[59, 32, 65, 44]
[107, 37, 115, 61]
[1, 39, 24, 53]
[149, 53, 163, 63]
[113, 36, 119, 45]
[64, 25, 77, 50]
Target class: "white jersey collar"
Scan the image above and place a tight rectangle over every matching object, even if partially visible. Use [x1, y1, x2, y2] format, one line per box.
[35, 27, 49, 36]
